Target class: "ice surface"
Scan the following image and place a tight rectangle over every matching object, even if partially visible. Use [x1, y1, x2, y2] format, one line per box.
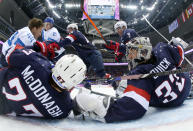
[1, 85, 193, 131]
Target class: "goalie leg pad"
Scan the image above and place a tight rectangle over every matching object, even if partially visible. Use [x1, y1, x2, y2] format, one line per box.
[75, 90, 112, 119]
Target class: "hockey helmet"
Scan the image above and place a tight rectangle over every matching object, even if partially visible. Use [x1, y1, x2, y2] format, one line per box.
[126, 37, 152, 70]
[67, 23, 78, 30]
[114, 21, 127, 31]
[44, 17, 54, 25]
[52, 54, 87, 90]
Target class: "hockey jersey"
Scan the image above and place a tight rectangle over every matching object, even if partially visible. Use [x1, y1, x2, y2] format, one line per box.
[2, 27, 36, 55]
[120, 29, 139, 44]
[104, 29, 138, 62]
[105, 42, 191, 123]
[42, 27, 61, 43]
[1, 45, 74, 119]
[59, 30, 97, 58]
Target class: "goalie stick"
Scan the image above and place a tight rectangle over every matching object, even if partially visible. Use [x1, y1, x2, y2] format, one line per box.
[84, 69, 193, 100]
[83, 67, 193, 99]
[85, 66, 193, 82]
[121, 66, 193, 80]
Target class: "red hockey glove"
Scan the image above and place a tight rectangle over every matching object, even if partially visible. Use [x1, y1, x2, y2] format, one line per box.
[34, 41, 60, 60]
[104, 40, 117, 50]
[46, 42, 60, 59]
[115, 52, 124, 62]
[34, 41, 48, 56]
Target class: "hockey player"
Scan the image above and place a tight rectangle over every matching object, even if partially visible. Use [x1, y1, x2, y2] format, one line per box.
[74, 37, 191, 123]
[0, 44, 86, 119]
[1, 18, 44, 67]
[103, 21, 139, 62]
[59, 23, 110, 78]
[2, 18, 43, 55]
[42, 17, 65, 61]
[42, 17, 61, 43]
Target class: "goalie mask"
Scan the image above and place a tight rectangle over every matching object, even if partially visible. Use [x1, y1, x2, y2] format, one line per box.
[52, 54, 87, 90]
[126, 37, 152, 70]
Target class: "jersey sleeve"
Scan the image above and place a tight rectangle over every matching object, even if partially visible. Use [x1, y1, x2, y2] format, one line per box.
[59, 32, 77, 47]
[5, 44, 37, 67]
[122, 29, 139, 44]
[65, 32, 77, 43]
[153, 42, 184, 67]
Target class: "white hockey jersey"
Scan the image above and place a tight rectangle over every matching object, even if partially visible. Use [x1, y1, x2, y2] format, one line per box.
[42, 27, 61, 43]
[2, 27, 36, 55]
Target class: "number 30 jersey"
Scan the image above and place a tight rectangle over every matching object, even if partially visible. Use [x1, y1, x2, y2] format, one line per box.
[1, 46, 74, 119]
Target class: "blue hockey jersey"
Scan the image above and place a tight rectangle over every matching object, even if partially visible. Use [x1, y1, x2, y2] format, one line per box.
[104, 29, 138, 62]
[59, 30, 97, 58]
[120, 29, 139, 44]
[1, 45, 74, 119]
[105, 42, 191, 123]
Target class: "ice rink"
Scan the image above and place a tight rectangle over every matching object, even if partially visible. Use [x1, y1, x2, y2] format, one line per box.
[0, 85, 193, 131]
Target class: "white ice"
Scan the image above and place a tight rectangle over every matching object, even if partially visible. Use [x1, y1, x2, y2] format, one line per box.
[0, 85, 193, 131]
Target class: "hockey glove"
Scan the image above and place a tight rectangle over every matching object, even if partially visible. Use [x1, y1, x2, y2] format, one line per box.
[115, 52, 124, 62]
[34, 41, 60, 60]
[46, 42, 60, 59]
[104, 40, 117, 50]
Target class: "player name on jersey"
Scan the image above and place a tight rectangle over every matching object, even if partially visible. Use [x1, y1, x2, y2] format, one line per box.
[150, 58, 171, 79]
[21, 65, 63, 117]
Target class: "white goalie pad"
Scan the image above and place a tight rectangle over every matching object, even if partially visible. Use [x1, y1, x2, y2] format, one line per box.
[75, 87, 112, 122]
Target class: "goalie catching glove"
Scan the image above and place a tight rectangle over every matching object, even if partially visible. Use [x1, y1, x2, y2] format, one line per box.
[34, 41, 60, 60]
[170, 37, 189, 49]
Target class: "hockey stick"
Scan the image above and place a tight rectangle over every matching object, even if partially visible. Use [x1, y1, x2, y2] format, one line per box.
[185, 45, 193, 54]
[123, 67, 193, 80]
[90, 90, 118, 99]
[85, 66, 193, 82]
[143, 16, 193, 68]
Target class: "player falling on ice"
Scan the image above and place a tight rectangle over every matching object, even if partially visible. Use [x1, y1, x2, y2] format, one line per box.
[0, 44, 86, 119]
[73, 36, 191, 123]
